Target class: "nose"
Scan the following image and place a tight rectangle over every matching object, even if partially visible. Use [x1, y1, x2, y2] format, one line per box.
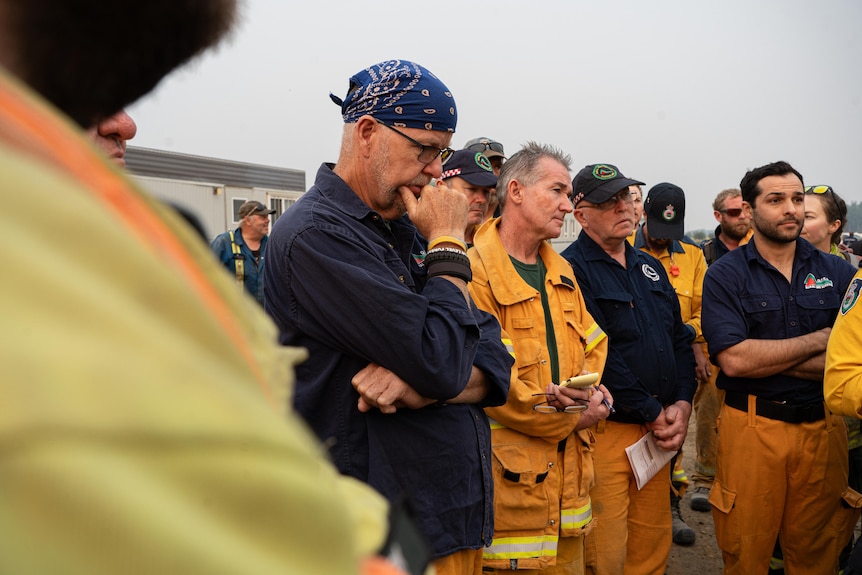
[423, 155, 444, 179]
[98, 110, 138, 142]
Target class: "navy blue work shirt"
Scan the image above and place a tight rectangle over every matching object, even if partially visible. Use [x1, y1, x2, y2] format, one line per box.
[561, 231, 696, 424]
[264, 164, 512, 558]
[702, 238, 856, 404]
[210, 227, 268, 306]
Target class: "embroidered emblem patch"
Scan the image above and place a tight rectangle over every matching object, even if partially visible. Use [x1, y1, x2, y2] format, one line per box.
[841, 277, 862, 315]
[662, 204, 676, 221]
[804, 273, 834, 290]
[642, 264, 660, 282]
[474, 153, 493, 171]
[592, 165, 618, 180]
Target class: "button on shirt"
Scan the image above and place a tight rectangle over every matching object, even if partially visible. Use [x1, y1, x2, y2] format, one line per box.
[702, 238, 856, 404]
[264, 163, 512, 557]
[562, 231, 696, 423]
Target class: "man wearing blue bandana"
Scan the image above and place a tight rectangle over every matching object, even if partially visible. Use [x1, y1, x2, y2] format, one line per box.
[265, 60, 513, 575]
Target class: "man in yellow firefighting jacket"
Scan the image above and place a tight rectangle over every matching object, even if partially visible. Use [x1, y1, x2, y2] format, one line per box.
[468, 143, 612, 574]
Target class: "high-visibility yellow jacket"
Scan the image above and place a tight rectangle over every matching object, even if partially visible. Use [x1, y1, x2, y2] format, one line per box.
[825, 269, 862, 417]
[0, 69, 390, 575]
[468, 218, 608, 571]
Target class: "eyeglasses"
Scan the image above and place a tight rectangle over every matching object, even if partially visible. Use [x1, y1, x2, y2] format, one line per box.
[531, 393, 587, 414]
[805, 185, 840, 211]
[376, 119, 454, 164]
[577, 190, 634, 211]
[718, 208, 743, 218]
[466, 140, 505, 154]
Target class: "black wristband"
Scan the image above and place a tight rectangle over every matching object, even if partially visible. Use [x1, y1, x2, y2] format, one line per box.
[426, 258, 472, 282]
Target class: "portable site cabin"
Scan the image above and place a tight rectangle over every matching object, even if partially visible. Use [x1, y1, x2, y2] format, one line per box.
[125, 146, 305, 242]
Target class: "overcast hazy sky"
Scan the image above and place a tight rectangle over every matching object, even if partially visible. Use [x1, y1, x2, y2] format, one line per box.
[128, 0, 862, 232]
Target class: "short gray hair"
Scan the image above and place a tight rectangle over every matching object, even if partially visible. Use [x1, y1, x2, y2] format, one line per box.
[496, 142, 572, 210]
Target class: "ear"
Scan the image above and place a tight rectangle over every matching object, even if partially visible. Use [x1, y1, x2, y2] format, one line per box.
[507, 179, 525, 206]
[573, 207, 588, 228]
[828, 219, 842, 236]
[742, 201, 753, 216]
[354, 115, 378, 158]
[713, 210, 722, 223]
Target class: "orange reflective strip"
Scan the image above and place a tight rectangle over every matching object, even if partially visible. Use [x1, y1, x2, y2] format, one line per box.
[0, 79, 275, 407]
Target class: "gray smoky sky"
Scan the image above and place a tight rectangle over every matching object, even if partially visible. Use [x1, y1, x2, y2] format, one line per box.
[128, 0, 862, 233]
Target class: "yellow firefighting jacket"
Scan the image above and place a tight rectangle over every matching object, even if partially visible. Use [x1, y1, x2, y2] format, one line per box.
[468, 218, 608, 570]
[826, 269, 862, 417]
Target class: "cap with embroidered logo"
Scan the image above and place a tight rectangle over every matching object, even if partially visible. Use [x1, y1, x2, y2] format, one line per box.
[572, 163, 645, 206]
[645, 182, 686, 240]
[441, 150, 498, 187]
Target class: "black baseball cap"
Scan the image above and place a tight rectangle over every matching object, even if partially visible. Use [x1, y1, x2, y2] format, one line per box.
[441, 150, 498, 187]
[572, 164, 645, 206]
[645, 183, 686, 240]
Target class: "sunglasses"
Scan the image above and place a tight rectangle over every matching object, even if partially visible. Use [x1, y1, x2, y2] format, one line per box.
[719, 208, 743, 218]
[466, 140, 505, 154]
[805, 185, 840, 213]
[376, 119, 454, 164]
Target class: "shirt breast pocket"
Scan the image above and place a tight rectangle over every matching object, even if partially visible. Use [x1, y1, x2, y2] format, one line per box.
[740, 293, 784, 333]
[797, 290, 842, 327]
[595, 291, 639, 342]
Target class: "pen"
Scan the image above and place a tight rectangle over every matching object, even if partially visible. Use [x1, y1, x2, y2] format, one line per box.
[594, 386, 615, 415]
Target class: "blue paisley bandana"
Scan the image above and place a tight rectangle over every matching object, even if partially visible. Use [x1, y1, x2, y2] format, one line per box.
[329, 59, 457, 132]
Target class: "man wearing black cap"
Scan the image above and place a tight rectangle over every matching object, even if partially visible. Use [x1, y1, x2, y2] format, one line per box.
[264, 60, 513, 574]
[634, 183, 709, 547]
[441, 149, 498, 245]
[561, 164, 696, 575]
[211, 200, 276, 306]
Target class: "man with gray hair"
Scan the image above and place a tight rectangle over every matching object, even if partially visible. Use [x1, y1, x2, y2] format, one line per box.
[265, 60, 513, 574]
[468, 142, 612, 574]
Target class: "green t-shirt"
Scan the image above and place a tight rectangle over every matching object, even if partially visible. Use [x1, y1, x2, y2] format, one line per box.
[510, 255, 559, 384]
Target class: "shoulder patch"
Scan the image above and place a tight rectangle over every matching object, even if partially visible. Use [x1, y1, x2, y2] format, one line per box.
[841, 277, 862, 315]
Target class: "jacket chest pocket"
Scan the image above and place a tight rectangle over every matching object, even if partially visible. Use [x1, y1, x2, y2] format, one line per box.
[510, 316, 544, 378]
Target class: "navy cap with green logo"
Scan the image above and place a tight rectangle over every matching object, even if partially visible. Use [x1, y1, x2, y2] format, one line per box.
[645, 182, 686, 240]
[572, 163, 645, 206]
[441, 150, 498, 187]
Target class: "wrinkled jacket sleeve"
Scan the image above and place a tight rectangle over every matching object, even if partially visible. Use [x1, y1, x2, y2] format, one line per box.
[271, 225, 479, 400]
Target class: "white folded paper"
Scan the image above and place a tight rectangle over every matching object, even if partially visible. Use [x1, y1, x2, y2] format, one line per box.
[625, 431, 677, 490]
